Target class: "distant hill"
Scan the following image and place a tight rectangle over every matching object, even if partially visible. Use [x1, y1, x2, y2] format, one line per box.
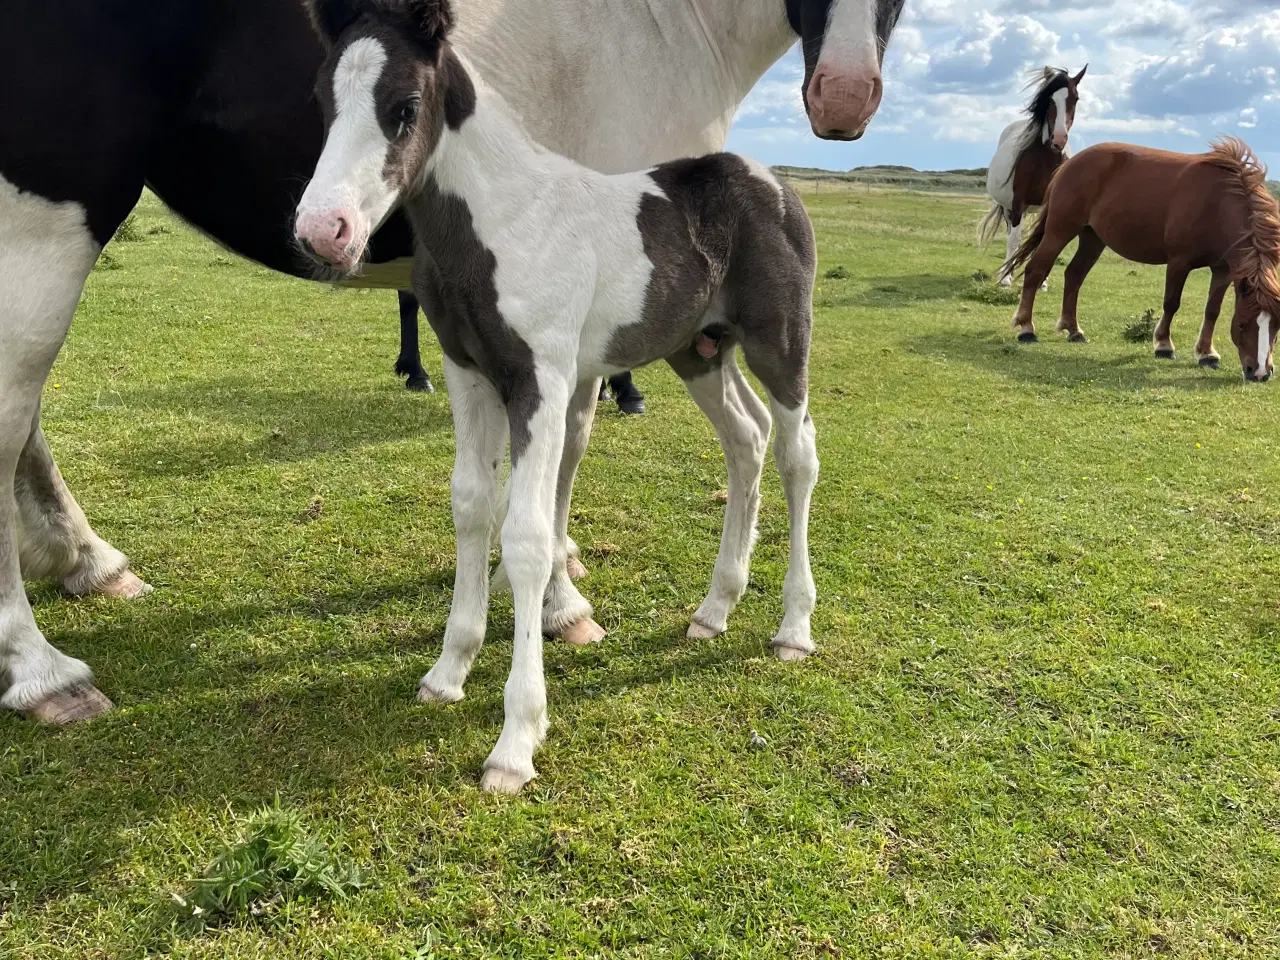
[774, 163, 1280, 198]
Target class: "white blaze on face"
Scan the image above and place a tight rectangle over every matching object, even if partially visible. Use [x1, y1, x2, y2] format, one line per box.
[821, 0, 880, 68]
[1258, 312, 1272, 371]
[1045, 87, 1069, 145]
[296, 37, 397, 265]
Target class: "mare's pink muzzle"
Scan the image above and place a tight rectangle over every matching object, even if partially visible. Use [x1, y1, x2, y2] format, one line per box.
[295, 210, 361, 272]
[806, 65, 883, 140]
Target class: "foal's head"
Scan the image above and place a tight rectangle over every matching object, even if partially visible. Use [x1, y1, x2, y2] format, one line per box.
[295, 0, 466, 275]
[1026, 65, 1085, 154]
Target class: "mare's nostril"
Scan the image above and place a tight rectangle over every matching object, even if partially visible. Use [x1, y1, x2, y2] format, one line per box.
[333, 217, 351, 248]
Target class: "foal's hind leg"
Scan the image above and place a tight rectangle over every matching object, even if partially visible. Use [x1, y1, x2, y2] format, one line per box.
[1153, 262, 1191, 360]
[1055, 228, 1105, 343]
[677, 355, 770, 640]
[1194, 265, 1230, 369]
[766, 394, 819, 661]
[394, 291, 434, 392]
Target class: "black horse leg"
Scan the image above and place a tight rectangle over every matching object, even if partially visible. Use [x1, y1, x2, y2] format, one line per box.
[394, 291, 434, 392]
[607, 371, 645, 415]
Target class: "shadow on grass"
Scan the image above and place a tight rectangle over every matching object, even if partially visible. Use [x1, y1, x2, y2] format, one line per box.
[823, 274, 975, 309]
[94, 376, 453, 479]
[909, 329, 1243, 392]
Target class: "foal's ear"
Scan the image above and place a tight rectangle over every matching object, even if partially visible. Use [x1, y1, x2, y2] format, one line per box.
[307, 0, 362, 45]
[1072, 64, 1088, 85]
[403, 0, 455, 44]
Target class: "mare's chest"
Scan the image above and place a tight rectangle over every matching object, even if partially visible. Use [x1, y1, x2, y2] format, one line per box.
[1013, 147, 1064, 209]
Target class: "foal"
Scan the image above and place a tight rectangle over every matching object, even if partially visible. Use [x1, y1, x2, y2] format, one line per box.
[295, 0, 819, 792]
[1003, 139, 1280, 381]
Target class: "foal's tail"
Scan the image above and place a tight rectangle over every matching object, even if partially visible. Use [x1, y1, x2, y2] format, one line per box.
[1000, 208, 1047, 284]
[977, 201, 1008, 250]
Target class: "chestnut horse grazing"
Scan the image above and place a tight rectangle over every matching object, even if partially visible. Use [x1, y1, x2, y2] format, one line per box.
[1002, 139, 1280, 381]
[980, 66, 1086, 290]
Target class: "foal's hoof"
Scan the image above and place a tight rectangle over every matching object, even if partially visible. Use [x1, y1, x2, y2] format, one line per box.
[1198, 356, 1221, 370]
[686, 618, 723, 640]
[772, 644, 811, 663]
[1154, 348, 1176, 360]
[480, 765, 534, 795]
[566, 555, 588, 580]
[417, 679, 464, 704]
[83, 570, 154, 600]
[559, 618, 605, 646]
[27, 684, 114, 724]
[1067, 332, 1088, 344]
[1016, 331, 1038, 344]
[405, 374, 434, 393]
[617, 397, 646, 416]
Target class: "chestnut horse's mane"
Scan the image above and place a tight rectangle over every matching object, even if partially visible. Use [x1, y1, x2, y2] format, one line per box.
[1208, 136, 1280, 305]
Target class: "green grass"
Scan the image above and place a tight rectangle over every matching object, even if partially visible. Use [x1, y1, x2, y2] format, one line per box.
[3, 186, 1280, 958]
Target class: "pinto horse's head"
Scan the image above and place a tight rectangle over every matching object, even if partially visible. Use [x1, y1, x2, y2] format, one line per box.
[295, 0, 462, 276]
[1231, 279, 1279, 382]
[1028, 64, 1086, 155]
[787, 0, 906, 141]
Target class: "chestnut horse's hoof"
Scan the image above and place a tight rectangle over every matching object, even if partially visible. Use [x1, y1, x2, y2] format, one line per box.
[1067, 332, 1088, 343]
[1198, 356, 1221, 370]
[1016, 331, 1038, 344]
[27, 684, 114, 724]
[1154, 348, 1176, 360]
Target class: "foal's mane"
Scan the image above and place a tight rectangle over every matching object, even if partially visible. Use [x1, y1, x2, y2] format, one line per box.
[1209, 137, 1280, 306]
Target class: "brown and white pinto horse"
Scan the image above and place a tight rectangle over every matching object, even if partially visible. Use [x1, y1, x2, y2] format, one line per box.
[1002, 139, 1280, 382]
[980, 66, 1087, 299]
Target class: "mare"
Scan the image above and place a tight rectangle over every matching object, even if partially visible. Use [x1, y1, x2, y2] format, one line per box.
[297, 0, 820, 793]
[980, 66, 1087, 301]
[0, 0, 902, 724]
[1002, 138, 1280, 381]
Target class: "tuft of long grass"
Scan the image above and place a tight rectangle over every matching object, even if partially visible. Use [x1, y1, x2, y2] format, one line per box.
[1124, 307, 1159, 343]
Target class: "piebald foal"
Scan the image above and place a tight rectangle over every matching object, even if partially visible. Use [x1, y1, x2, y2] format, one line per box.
[296, 0, 820, 793]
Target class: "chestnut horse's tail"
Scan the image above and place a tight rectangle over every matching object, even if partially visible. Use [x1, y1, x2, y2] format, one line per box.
[977, 201, 1008, 250]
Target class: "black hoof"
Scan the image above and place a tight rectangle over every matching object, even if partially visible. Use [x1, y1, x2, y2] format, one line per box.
[1198, 357, 1221, 370]
[1067, 332, 1088, 344]
[617, 397, 646, 416]
[1016, 332, 1038, 344]
[405, 375, 434, 393]
[1154, 349, 1175, 360]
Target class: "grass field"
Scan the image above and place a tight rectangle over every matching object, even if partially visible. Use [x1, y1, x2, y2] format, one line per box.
[3, 186, 1280, 959]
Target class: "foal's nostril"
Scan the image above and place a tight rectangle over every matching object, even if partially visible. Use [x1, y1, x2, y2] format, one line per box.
[333, 217, 352, 248]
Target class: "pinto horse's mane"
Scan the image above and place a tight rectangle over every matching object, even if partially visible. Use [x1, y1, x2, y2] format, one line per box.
[1018, 68, 1070, 146]
[1209, 137, 1280, 307]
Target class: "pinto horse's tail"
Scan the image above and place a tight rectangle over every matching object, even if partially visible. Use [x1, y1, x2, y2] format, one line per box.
[1000, 208, 1048, 284]
[977, 201, 1008, 250]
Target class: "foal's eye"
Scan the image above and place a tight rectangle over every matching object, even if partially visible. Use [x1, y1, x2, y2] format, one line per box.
[396, 100, 420, 131]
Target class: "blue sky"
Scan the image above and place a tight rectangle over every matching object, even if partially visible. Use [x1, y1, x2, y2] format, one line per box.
[726, 0, 1280, 173]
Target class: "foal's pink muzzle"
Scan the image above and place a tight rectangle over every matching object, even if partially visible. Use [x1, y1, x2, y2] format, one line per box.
[806, 64, 883, 140]
[295, 211, 362, 272]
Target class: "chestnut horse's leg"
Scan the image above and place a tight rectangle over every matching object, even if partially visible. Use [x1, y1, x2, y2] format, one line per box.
[1055, 227, 1105, 343]
[1153, 263, 1191, 360]
[1194, 265, 1230, 369]
[1010, 222, 1076, 343]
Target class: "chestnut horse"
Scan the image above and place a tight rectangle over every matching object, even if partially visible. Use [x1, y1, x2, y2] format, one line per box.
[1002, 138, 1280, 382]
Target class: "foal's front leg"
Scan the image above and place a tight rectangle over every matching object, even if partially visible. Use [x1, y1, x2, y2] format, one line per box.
[418, 359, 507, 704]
[482, 370, 570, 794]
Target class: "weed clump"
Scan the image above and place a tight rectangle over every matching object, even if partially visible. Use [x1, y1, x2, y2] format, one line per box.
[113, 214, 143, 243]
[1124, 308, 1157, 343]
[174, 800, 363, 931]
[824, 265, 851, 280]
[962, 280, 1019, 306]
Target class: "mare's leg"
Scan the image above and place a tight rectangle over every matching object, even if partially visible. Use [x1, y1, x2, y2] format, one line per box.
[1054, 227, 1105, 343]
[417, 359, 507, 704]
[542, 379, 603, 645]
[394, 291, 434, 393]
[1194, 265, 1230, 369]
[607, 371, 645, 416]
[1153, 263, 1191, 360]
[0, 184, 111, 722]
[482, 369, 570, 794]
[677, 355, 770, 640]
[766, 393, 819, 661]
[999, 217, 1020, 288]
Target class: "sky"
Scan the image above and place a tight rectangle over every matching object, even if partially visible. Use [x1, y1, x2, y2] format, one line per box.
[725, 0, 1280, 174]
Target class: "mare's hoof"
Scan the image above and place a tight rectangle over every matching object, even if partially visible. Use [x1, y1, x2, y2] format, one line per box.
[1016, 332, 1038, 344]
[1198, 356, 1221, 370]
[686, 619, 723, 640]
[566, 555, 588, 580]
[772, 644, 811, 663]
[417, 680, 464, 704]
[559, 618, 605, 646]
[405, 375, 434, 393]
[617, 397, 646, 416]
[1154, 348, 1176, 360]
[80, 570, 153, 600]
[28, 684, 113, 724]
[480, 765, 533, 795]
[1067, 332, 1088, 344]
